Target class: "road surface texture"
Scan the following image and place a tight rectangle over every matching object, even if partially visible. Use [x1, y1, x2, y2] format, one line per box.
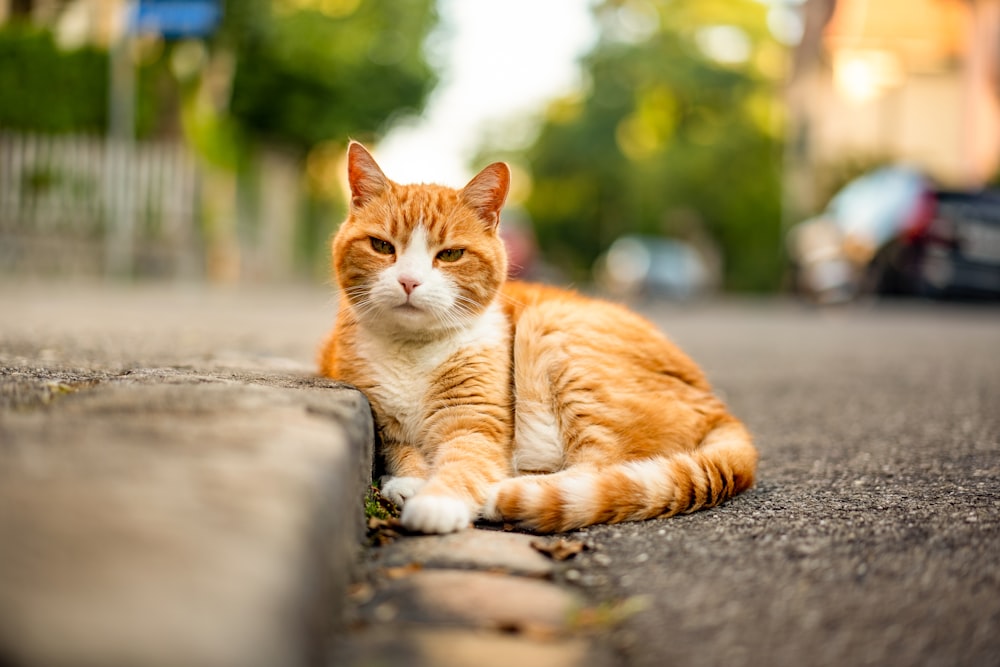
[1, 282, 997, 667]
[567, 299, 1000, 667]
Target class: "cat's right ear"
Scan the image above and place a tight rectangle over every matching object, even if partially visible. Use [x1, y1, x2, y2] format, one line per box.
[347, 141, 389, 209]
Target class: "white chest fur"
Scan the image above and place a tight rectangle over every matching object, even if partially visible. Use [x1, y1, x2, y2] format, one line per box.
[356, 302, 508, 445]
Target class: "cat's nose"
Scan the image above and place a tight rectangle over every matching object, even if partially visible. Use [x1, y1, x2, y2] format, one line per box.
[398, 276, 422, 295]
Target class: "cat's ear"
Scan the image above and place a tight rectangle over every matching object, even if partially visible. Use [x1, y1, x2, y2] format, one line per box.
[347, 141, 390, 208]
[460, 162, 510, 230]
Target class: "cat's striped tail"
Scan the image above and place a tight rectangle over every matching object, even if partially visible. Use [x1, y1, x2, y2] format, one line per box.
[482, 419, 757, 533]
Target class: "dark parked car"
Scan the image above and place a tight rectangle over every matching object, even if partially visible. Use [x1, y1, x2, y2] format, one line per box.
[788, 167, 1000, 302]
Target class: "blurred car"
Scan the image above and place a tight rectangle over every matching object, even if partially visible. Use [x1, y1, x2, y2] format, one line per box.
[788, 167, 1000, 302]
[594, 235, 718, 300]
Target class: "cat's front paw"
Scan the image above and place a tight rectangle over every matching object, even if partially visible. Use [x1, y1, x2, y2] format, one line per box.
[380, 475, 426, 510]
[400, 495, 471, 534]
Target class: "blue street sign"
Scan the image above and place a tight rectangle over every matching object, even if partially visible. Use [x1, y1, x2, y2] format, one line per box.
[131, 1, 222, 39]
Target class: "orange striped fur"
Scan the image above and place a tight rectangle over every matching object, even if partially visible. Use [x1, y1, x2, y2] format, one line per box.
[318, 142, 758, 534]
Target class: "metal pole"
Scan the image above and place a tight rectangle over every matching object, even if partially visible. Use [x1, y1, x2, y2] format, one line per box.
[105, 0, 137, 279]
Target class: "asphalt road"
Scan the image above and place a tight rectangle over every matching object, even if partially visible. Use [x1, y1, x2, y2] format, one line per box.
[564, 299, 1000, 667]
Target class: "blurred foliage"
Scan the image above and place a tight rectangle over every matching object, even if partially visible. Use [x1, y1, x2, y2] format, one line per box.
[0, 2, 440, 281]
[0, 2, 437, 154]
[498, 0, 786, 291]
[0, 22, 168, 137]
[222, 0, 438, 153]
[212, 0, 440, 276]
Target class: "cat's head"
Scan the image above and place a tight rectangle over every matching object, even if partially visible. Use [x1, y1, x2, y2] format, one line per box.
[332, 141, 510, 338]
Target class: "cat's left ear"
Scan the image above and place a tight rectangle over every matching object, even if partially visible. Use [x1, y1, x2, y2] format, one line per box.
[460, 162, 510, 231]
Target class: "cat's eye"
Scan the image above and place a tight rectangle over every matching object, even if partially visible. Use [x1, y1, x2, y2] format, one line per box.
[370, 237, 395, 255]
[436, 248, 465, 263]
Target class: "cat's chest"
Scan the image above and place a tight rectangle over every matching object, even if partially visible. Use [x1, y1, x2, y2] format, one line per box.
[356, 304, 509, 444]
[361, 345, 441, 442]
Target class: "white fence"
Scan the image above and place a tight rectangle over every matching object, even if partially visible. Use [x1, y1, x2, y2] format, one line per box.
[0, 132, 201, 278]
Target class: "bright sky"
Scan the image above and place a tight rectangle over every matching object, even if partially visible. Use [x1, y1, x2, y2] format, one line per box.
[374, 0, 598, 187]
[372, 1, 802, 188]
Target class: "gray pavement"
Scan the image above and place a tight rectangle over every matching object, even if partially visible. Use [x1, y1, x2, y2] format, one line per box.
[0, 283, 372, 667]
[2, 283, 998, 667]
[568, 300, 1000, 667]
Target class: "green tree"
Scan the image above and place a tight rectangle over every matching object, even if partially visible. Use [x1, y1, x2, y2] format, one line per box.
[188, 0, 440, 278]
[0, 2, 437, 152]
[0, 2, 441, 280]
[0, 22, 168, 137]
[223, 0, 438, 152]
[508, 0, 786, 290]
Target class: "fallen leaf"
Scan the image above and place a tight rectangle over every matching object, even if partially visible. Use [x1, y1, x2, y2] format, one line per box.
[372, 531, 398, 546]
[367, 516, 404, 531]
[570, 595, 652, 630]
[381, 563, 423, 579]
[367, 516, 405, 546]
[347, 582, 374, 603]
[531, 538, 587, 561]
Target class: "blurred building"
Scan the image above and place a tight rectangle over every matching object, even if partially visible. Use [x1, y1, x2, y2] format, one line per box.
[787, 0, 1000, 212]
[0, 0, 311, 284]
[0, 0, 120, 46]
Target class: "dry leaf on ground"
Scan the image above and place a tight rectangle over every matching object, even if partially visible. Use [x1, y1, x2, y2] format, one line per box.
[530, 538, 587, 561]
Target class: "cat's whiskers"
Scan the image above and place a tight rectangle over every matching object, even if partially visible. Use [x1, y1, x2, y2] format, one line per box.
[437, 293, 485, 330]
[451, 292, 481, 313]
[430, 304, 471, 332]
[342, 285, 390, 323]
[495, 289, 527, 309]
[343, 282, 474, 338]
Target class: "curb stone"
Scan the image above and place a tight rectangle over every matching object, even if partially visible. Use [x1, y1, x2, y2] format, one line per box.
[0, 369, 374, 667]
[333, 528, 618, 667]
[372, 529, 556, 577]
[332, 626, 596, 667]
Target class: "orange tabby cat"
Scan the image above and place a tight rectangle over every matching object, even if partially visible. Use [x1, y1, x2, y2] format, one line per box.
[318, 141, 757, 534]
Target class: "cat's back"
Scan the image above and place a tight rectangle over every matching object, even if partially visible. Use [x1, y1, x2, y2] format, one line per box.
[500, 280, 709, 390]
[500, 280, 575, 321]
[501, 280, 663, 339]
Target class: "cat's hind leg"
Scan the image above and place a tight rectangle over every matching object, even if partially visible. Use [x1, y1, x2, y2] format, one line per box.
[483, 416, 757, 533]
[482, 467, 603, 532]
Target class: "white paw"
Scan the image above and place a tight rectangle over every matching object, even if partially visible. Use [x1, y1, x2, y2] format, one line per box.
[400, 495, 472, 534]
[380, 475, 426, 509]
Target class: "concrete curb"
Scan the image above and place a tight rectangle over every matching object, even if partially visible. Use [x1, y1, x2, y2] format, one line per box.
[0, 368, 374, 667]
[334, 529, 618, 667]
